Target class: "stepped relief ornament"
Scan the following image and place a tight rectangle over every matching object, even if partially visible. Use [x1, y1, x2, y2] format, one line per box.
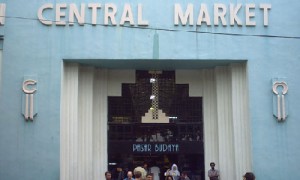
[272, 80, 288, 121]
[142, 70, 169, 123]
[22, 78, 37, 120]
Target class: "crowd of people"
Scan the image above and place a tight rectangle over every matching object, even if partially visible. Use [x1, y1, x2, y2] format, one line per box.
[105, 162, 255, 180]
[105, 163, 191, 180]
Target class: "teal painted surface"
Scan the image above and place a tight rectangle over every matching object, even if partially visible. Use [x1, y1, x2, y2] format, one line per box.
[0, 0, 299, 179]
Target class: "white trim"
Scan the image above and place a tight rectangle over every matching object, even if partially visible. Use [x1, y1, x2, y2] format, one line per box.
[231, 63, 252, 179]
[94, 68, 108, 179]
[61, 63, 79, 180]
[203, 69, 219, 178]
[215, 66, 235, 180]
[0, 50, 2, 95]
[61, 64, 108, 180]
[78, 67, 94, 179]
[202, 64, 252, 180]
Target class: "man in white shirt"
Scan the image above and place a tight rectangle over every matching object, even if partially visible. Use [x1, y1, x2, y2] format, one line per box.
[208, 162, 219, 180]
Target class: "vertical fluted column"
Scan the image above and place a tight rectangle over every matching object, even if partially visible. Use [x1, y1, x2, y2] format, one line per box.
[215, 66, 235, 180]
[61, 63, 79, 180]
[231, 63, 252, 179]
[203, 69, 219, 180]
[93, 68, 108, 179]
[0, 50, 2, 93]
[78, 67, 94, 180]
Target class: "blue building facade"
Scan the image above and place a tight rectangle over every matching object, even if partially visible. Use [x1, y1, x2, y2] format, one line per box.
[0, 0, 299, 180]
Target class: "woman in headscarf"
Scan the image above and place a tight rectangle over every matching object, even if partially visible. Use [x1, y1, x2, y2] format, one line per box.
[164, 164, 180, 180]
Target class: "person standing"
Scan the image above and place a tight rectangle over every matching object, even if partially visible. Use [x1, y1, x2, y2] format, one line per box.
[208, 162, 219, 180]
[180, 171, 190, 180]
[124, 171, 135, 180]
[165, 175, 174, 180]
[143, 162, 150, 174]
[105, 171, 112, 180]
[164, 164, 180, 180]
[134, 166, 147, 180]
[117, 167, 125, 180]
[134, 171, 143, 180]
[146, 173, 153, 180]
[243, 172, 255, 180]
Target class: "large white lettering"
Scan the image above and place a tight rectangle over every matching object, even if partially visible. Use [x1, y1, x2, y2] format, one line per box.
[37, 3, 53, 25]
[174, 3, 271, 27]
[230, 4, 242, 26]
[260, 4, 271, 26]
[246, 4, 256, 26]
[138, 4, 148, 26]
[38, 3, 149, 26]
[56, 3, 67, 26]
[104, 3, 117, 25]
[69, 3, 85, 25]
[174, 3, 194, 26]
[214, 3, 227, 26]
[88, 3, 101, 25]
[37, 3, 271, 27]
[120, 4, 134, 26]
[197, 4, 211, 26]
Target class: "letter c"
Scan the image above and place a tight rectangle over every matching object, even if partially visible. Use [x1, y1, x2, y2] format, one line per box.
[23, 79, 37, 94]
[38, 3, 53, 25]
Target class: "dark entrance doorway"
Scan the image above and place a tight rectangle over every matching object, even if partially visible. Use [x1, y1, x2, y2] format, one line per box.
[107, 70, 204, 180]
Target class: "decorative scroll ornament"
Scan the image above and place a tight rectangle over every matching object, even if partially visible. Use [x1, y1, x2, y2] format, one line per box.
[272, 81, 288, 121]
[0, 4, 5, 25]
[22, 79, 37, 120]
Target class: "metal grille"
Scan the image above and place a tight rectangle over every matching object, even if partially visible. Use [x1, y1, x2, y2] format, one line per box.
[108, 70, 202, 123]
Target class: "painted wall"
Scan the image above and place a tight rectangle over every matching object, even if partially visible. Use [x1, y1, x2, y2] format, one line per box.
[0, 0, 299, 180]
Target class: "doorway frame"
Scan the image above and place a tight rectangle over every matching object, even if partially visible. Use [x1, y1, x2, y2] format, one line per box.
[60, 62, 252, 180]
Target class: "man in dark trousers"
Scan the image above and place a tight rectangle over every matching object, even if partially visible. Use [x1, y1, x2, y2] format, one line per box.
[208, 162, 219, 180]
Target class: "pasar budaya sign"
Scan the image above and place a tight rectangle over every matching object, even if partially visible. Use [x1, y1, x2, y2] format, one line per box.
[37, 3, 271, 27]
[108, 142, 203, 154]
